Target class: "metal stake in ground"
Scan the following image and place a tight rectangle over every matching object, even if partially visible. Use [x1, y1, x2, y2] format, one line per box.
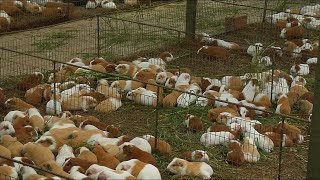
[307, 31, 320, 179]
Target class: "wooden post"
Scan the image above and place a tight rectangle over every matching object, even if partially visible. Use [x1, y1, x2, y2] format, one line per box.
[185, 0, 197, 39]
[307, 31, 320, 179]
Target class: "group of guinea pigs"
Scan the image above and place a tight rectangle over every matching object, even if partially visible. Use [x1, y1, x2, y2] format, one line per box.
[0, 45, 310, 179]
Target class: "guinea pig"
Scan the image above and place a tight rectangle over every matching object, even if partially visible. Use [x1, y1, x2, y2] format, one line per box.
[142, 135, 172, 156]
[118, 143, 156, 166]
[4, 98, 34, 111]
[95, 97, 122, 113]
[156, 71, 174, 85]
[300, 92, 314, 103]
[25, 84, 45, 106]
[290, 63, 309, 76]
[167, 157, 213, 179]
[115, 64, 139, 78]
[62, 95, 97, 111]
[76, 147, 98, 164]
[183, 114, 203, 132]
[226, 140, 245, 166]
[92, 144, 120, 169]
[0, 121, 15, 136]
[0, 135, 23, 157]
[242, 137, 260, 163]
[26, 108, 45, 133]
[276, 93, 291, 115]
[162, 90, 183, 108]
[264, 132, 294, 147]
[197, 45, 228, 60]
[110, 80, 145, 92]
[126, 87, 157, 107]
[200, 131, 235, 146]
[280, 26, 306, 39]
[297, 100, 313, 117]
[0, 165, 18, 180]
[133, 68, 157, 81]
[16, 72, 44, 91]
[116, 159, 161, 180]
[0, 145, 12, 165]
[181, 150, 209, 162]
[22, 142, 55, 166]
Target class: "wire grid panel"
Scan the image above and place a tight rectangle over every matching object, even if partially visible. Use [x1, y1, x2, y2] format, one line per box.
[0, 0, 179, 33]
[0, 18, 98, 65]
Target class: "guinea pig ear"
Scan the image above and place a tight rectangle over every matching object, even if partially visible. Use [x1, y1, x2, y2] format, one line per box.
[123, 145, 132, 154]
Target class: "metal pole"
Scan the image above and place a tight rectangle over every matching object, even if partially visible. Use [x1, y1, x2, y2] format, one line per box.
[185, 0, 197, 39]
[97, 15, 101, 57]
[277, 116, 285, 180]
[262, 0, 268, 22]
[154, 86, 160, 150]
[307, 31, 320, 180]
[53, 61, 57, 115]
[270, 51, 275, 103]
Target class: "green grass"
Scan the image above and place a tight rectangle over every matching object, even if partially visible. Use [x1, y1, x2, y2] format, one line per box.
[32, 30, 78, 52]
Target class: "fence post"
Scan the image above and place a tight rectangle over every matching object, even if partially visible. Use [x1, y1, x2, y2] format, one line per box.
[53, 61, 57, 115]
[185, 0, 197, 39]
[306, 32, 320, 179]
[154, 86, 160, 150]
[277, 116, 285, 180]
[97, 15, 101, 57]
[262, 0, 268, 22]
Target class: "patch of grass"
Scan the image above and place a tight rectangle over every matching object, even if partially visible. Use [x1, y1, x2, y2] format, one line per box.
[32, 30, 78, 52]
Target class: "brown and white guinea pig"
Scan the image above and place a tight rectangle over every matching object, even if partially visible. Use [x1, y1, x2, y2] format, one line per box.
[208, 124, 240, 139]
[300, 92, 314, 103]
[16, 72, 44, 91]
[162, 90, 183, 108]
[118, 143, 157, 166]
[226, 140, 245, 166]
[69, 114, 100, 127]
[197, 45, 228, 60]
[276, 93, 291, 115]
[39, 160, 71, 178]
[0, 165, 18, 180]
[0, 88, 6, 107]
[92, 144, 120, 170]
[116, 159, 161, 180]
[252, 93, 271, 108]
[115, 64, 139, 78]
[22, 142, 55, 166]
[238, 107, 256, 120]
[183, 114, 203, 132]
[280, 26, 306, 40]
[0, 121, 15, 136]
[207, 105, 239, 122]
[297, 100, 313, 117]
[26, 108, 44, 133]
[15, 125, 38, 144]
[76, 146, 98, 164]
[286, 91, 299, 108]
[159, 51, 174, 62]
[290, 84, 309, 97]
[105, 125, 122, 138]
[62, 95, 97, 111]
[4, 97, 34, 111]
[167, 157, 213, 179]
[142, 135, 172, 156]
[0, 135, 23, 158]
[242, 137, 260, 163]
[110, 80, 145, 92]
[181, 150, 209, 162]
[273, 122, 304, 144]
[0, 145, 12, 165]
[95, 97, 122, 113]
[25, 84, 46, 105]
[156, 71, 174, 85]
[96, 79, 121, 99]
[133, 68, 157, 81]
[67, 129, 104, 147]
[164, 75, 178, 89]
[264, 132, 294, 147]
[63, 157, 93, 173]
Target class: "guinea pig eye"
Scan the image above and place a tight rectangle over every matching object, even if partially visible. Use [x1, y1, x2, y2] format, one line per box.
[3, 126, 8, 130]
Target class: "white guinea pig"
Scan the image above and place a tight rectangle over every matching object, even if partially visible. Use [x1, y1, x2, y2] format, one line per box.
[200, 131, 235, 147]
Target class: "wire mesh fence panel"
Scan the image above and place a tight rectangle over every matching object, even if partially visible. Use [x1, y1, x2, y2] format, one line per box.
[0, 0, 180, 33]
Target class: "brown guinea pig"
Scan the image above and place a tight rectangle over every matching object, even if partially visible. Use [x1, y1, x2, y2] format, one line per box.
[118, 142, 156, 166]
[183, 114, 203, 132]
